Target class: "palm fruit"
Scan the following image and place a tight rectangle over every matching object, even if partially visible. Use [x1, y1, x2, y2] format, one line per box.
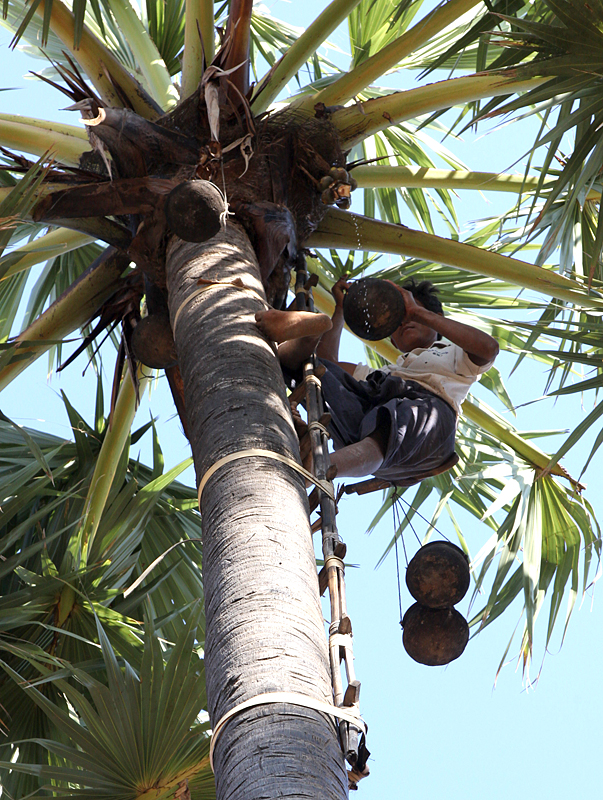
[131, 314, 178, 369]
[342, 277, 405, 340]
[321, 187, 338, 205]
[319, 175, 335, 190]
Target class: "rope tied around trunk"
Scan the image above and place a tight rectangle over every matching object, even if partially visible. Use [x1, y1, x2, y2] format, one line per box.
[208, 691, 367, 771]
[197, 448, 336, 505]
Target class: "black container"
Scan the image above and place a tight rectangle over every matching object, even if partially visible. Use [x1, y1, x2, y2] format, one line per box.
[406, 541, 470, 609]
[342, 277, 405, 341]
[402, 603, 469, 666]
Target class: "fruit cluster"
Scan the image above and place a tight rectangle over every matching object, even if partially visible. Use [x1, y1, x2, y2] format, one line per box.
[401, 541, 471, 667]
[319, 166, 358, 210]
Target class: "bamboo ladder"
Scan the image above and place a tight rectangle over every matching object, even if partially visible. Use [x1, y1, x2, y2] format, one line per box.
[288, 258, 369, 789]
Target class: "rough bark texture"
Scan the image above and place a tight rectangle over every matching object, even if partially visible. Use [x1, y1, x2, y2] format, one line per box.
[166, 222, 347, 800]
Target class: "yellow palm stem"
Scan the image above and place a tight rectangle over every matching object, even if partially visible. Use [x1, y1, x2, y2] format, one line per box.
[331, 73, 547, 148]
[181, 0, 215, 98]
[106, 0, 177, 109]
[308, 209, 603, 309]
[0, 113, 88, 140]
[0, 250, 127, 391]
[353, 165, 602, 200]
[0, 120, 89, 166]
[79, 365, 148, 564]
[304, 0, 482, 110]
[252, 0, 363, 115]
[0, 229, 95, 280]
[35, 0, 161, 119]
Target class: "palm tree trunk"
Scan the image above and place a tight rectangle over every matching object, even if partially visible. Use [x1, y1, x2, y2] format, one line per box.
[166, 223, 347, 800]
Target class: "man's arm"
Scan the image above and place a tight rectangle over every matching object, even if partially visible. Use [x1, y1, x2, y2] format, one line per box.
[316, 276, 357, 375]
[399, 287, 499, 366]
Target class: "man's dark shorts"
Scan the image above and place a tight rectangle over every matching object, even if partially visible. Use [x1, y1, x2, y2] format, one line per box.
[318, 360, 456, 485]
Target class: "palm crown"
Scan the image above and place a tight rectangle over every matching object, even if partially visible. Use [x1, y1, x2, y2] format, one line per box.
[1, 1, 602, 798]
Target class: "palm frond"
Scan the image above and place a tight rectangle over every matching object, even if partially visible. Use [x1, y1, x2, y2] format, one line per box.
[181, 0, 214, 97]
[145, 0, 187, 77]
[303, 0, 484, 110]
[331, 72, 545, 148]
[308, 208, 603, 308]
[0, 609, 212, 800]
[103, 0, 177, 108]
[0, 245, 129, 390]
[252, 0, 361, 115]
[0, 385, 204, 743]
[4, 0, 163, 117]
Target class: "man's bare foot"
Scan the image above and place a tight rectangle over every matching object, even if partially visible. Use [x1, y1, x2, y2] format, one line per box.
[289, 401, 308, 438]
[255, 309, 332, 343]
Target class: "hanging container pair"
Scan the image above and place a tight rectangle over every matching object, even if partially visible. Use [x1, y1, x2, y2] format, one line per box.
[401, 541, 470, 667]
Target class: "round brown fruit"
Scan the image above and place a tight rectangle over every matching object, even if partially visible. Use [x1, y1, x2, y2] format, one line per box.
[131, 314, 178, 369]
[165, 180, 223, 243]
[319, 175, 335, 190]
[406, 541, 470, 608]
[402, 603, 469, 666]
[329, 166, 349, 182]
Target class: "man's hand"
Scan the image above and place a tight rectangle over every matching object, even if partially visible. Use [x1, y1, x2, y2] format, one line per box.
[388, 281, 433, 328]
[316, 275, 352, 367]
[387, 279, 499, 365]
[331, 275, 350, 309]
[397, 286, 424, 324]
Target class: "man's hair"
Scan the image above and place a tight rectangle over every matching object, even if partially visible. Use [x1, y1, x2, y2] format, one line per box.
[401, 278, 444, 316]
[401, 278, 443, 340]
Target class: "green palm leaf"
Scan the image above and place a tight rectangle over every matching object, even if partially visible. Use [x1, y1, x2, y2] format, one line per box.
[0, 381, 206, 794]
[0, 608, 212, 800]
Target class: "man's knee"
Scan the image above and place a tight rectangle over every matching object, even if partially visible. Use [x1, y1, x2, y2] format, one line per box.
[330, 435, 385, 478]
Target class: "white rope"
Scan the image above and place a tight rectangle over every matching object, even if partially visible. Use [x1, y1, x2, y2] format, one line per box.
[323, 555, 345, 572]
[197, 448, 336, 504]
[307, 420, 331, 438]
[209, 691, 367, 771]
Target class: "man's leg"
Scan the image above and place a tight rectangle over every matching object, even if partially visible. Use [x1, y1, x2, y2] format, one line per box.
[329, 435, 385, 478]
[256, 308, 332, 371]
[300, 432, 385, 484]
[329, 419, 388, 477]
[257, 309, 389, 479]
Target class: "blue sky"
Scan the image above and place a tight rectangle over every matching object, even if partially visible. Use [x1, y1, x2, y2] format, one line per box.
[1, 3, 602, 798]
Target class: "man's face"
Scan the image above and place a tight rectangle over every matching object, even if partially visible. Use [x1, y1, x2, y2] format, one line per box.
[390, 302, 438, 352]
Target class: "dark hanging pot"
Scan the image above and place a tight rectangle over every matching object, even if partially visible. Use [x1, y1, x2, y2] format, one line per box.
[342, 277, 405, 341]
[165, 180, 224, 243]
[401, 603, 469, 666]
[131, 313, 178, 369]
[405, 541, 470, 609]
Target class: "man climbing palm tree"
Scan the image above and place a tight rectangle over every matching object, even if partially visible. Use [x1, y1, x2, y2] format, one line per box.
[257, 277, 499, 483]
